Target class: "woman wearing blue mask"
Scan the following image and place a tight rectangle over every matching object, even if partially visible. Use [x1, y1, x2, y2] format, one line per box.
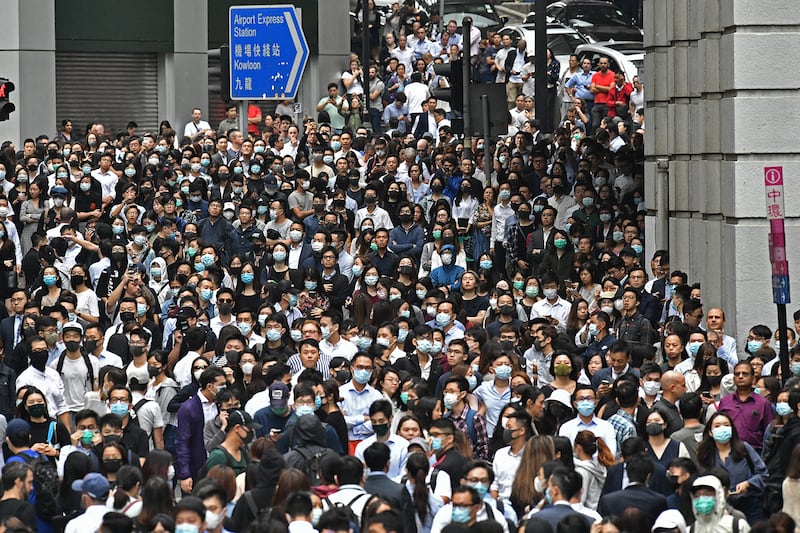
[696, 412, 767, 524]
[234, 261, 261, 314]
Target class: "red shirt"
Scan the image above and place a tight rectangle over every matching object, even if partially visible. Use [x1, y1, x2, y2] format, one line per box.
[247, 104, 261, 135]
[608, 82, 633, 117]
[591, 70, 616, 105]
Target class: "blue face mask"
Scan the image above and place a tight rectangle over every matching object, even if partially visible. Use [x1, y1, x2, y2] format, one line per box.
[793, 362, 800, 376]
[353, 368, 372, 385]
[777, 402, 793, 417]
[352, 265, 363, 277]
[237, 322, 252, 336]
[494, 364, 512, 381]
[747, 340, 762, 353]
[200, 288, 212, 301]
[267, 329, 282, 342]
[194, 262, 205, 273]
[687, 341, 702, 357]
[357, 337, 372, 350]
[240, 272, 255, 285]
[110, 402, 129, 417]
[43, 274, 58, 287]
[576, 400, 595, 417]
[290, 330, 302, 342]
[305, 281, 318, 291]
[430, 437, 443, 451]
[544, 488, 553, 505]
[398, 328, 409, 343]
[201, 254, 215, 267]
[479, 260, 493, 270]
[296, 405, 316, 417]
[470, 482, 488, 499]
[431, 341, 443, 354]
[315, 396, 323, 409]
[435, 312, 451, 327]
[712, 426, 732, 443]
[467, 375, 477, 390]
[451, 506, 472, 524]
[112, 225, 124, 235]
[417, 339, 432, 354]
[399, 309, 410, 319]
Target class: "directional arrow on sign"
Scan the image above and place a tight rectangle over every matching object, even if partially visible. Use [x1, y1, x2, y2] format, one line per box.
[229, 5, 310, 100]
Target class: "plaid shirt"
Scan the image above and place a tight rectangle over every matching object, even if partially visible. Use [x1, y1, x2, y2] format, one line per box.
[448, 406, 489, 461]
[617, 311, 656, 346]
[608, 408, 638, 455]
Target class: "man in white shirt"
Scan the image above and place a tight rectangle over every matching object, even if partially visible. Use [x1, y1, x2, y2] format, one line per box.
[16, 336, 70, 426]
[319, 311, 357, 361]
[65, 473, 110, 533]
[354, 400, 409, 481]
[530, 273, 571, 332]
[183, 107, 212, 138]
[90, 153, 119, 206]
[558, 386, 618, 457]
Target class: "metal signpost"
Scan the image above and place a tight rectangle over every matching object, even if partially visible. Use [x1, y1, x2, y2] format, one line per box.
[229, 5, 309, 100]
[764, 166, 791, 382]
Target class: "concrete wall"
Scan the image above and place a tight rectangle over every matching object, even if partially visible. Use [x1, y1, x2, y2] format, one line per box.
[643, 0, 800, 340]
[0, 0, 56, 143]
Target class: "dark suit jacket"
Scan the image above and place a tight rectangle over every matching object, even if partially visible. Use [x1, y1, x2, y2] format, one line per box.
[597, 484, 668, 528]
[649, 277, 668, 302]
[591, 366, 640, 390]
[534, 502, 591, 531]
[638, 291, 662, 328]
[0, 315, 20, 358]
[176, 393, 209, 482]
[601, 462, 671, 497]
[364, 472, 417, 533]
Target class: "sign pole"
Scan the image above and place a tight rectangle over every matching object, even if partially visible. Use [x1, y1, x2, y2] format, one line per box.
[764, 166, 791, 383]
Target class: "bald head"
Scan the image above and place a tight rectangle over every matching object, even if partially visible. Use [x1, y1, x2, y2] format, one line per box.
[660, 371, 686, 401]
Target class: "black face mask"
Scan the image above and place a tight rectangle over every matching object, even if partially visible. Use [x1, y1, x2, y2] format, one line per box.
[398, 265, 414, 276]
[120, 311, 135, 323]
[64, 341, 81, 353]
[103, 459, 122, 473]
[112, 252, 126, 264]
[500, 305, 514, 316]
[70, 275, 85, 287]
[148, 365, 161, 378]
[335, 369, 351, 383]
[29, 350, 48, 371]
[175, 273, 189, 285]
[84, 339, 98, 353]
[225, 350, 242, 365]
[218, 302, 233, 315]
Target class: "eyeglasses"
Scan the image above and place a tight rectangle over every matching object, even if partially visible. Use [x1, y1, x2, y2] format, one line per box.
[193, 365, 209, 371]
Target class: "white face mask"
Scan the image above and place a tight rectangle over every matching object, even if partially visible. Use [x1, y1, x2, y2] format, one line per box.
[194, 369, 203, 382]
[167, 464, 175, 481]
[205, 510, 224, 530]
[534, 476, 545, 494]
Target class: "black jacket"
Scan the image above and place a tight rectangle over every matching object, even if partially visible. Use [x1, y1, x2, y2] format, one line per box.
[364, 472, 417, 533]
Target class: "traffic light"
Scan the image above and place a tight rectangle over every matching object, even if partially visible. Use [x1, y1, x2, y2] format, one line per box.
[431, 60, 463, 112]
[0, 79, 15, 121]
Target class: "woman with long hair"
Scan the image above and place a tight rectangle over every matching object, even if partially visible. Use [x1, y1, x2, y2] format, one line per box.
[696, 411, 767, 523]
[135, 477, 175, 532]
[19, 387, 70, 455]
[565, 298, 589, 340]
[645, 410, 690, 470]
[272, 468, 311, 513]
[511, 435, 554, 514]
[110, 465, 143, 517]
[573, 430, 614, 511]
[234, 261, 262, 312]
[405, 452, 444, 533]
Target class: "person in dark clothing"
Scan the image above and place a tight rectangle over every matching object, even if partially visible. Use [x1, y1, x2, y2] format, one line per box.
[230, 449, 286, 531]
[0, 461, 36, 529]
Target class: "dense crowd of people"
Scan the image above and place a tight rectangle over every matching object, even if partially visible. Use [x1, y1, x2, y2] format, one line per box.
[0, 4, 792, 533]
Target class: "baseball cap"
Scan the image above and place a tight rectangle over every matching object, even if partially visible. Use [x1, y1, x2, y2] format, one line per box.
[269, 382, 289, 409]
[408, 437, 430, 453]
[71, 472, 111, 500]
[227, 409, 262, 430]
[62, 321, 84, 335]
[6, 418, 30, 438]
[51, 186, 68, 197]
[223, 202, 236, 213]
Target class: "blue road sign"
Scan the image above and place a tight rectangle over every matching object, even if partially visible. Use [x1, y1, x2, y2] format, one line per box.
[773, 274, 791, 305]
[229, 5, 309, 100]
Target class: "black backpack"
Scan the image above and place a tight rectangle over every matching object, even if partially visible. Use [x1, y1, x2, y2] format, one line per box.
[324, 493, 368, 533]
[293, 447, 331, 487]
[18, 449, 59, 518]
[56, 350, 95, 389]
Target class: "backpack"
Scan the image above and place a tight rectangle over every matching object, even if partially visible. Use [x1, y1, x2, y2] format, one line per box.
[464, 408, 478, 445]
[56, 350, 95, 389]
[18, 450, 59, 518]
[324, 493, 367, 533]
[294, 447, 331, 487]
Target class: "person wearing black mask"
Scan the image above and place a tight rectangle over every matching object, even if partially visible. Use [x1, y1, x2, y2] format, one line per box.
[202, 409, 256, 477]
[389, 202, 425, 264]
[54, 322, 99, 421]
[486, 293, 523, 339]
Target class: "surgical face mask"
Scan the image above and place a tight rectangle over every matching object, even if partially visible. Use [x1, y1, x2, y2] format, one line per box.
[642, 381, 660, 396]
[205, 510, 224, 530]
[576, 399, 595, 417]
[494, 364, 512, 381]
[777, 402, 793, 417]
[296, 405, 316, 417]
[543, 288, 558, 300]
[443, 392, 459, 409]
[175, 525, 200, 533]
[353, 368, 372, 385]
[416, 289, 426, 300]
[364, 275, 379, 286]
[534, 476, 545, 494]
[687, 341, 702, 357]
[747, 340, 763, 353]
[711, 425, 732, 444]
[600, 213, 612, 223]
[435, 312, 451, 328]
[693, 495, 716, 516]
[110, 401, 129, 417]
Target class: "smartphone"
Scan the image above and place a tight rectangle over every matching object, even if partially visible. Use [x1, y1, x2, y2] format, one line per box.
[601, 380, 610, 386]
